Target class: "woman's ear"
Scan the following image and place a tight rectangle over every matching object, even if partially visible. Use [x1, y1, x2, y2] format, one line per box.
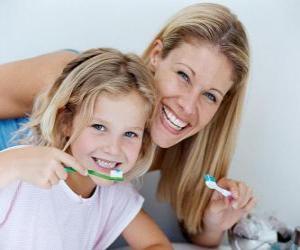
[149, 39, 163, 72]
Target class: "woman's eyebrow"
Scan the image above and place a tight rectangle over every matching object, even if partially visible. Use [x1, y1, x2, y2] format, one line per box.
[211, 88, 225, 97]
[176, 63, 196, 76]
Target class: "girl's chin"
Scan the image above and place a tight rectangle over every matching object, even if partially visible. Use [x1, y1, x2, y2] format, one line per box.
[92, 177, 114, 186]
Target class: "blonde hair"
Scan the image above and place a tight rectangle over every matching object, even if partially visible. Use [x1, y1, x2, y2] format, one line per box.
[23, 48, 157, 181]
[143, 3, 250, 234]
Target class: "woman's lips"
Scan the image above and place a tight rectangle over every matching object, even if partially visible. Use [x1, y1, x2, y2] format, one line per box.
[159, 104, 190, 135]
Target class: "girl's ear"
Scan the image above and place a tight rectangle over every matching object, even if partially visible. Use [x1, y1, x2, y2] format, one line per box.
[148, 39, 163, 72]
[58, 106, 73, 138]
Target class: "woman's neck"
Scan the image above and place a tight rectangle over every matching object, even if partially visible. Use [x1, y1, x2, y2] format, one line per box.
[149, 147, 166, 171]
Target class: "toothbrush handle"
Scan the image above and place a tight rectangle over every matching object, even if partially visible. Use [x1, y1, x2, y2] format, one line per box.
[64, 166, 124, 182]
[215, 186, 232, 197]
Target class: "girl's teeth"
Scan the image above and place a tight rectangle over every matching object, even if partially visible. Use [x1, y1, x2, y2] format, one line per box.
[163, 106, 188, 130]
[96, 159, 117, 169]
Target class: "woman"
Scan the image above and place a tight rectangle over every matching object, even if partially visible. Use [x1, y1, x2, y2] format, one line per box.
[0, 3, 255, 247]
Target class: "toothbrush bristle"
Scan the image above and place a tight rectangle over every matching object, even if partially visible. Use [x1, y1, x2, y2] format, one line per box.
[204, 174, 216, 182]
[110, 169, 123, 178]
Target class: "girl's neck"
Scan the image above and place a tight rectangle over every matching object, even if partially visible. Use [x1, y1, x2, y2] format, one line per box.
[66, 173, 96, 198]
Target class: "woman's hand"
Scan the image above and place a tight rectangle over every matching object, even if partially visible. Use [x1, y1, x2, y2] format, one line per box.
[203, 178, 256, 233]
[0, 146, 87, 189]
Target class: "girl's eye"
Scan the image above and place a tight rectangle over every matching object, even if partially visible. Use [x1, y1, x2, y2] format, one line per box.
[203, 92, 217, 103]
[124, 131, 138, 138]
[177, 71, 190, 83]
[92, 124, 105, 131]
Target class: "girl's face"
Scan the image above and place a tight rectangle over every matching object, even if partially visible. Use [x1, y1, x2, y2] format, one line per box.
[69, 91, 148, 187]
[149, 40, 233, 148]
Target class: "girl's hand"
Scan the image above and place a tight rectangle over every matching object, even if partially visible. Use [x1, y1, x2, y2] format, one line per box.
[202, 178, 256, 233]
[0, 146, 87, 189]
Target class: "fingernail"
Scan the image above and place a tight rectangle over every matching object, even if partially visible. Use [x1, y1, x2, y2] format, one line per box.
[228, 196, 234, 202]
[232, 192, 238, 199]
[232, 202, 238, 209]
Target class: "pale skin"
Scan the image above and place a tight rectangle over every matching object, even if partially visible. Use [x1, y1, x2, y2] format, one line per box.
[0, 92, 171, 249]
[0, 41, 255, 247]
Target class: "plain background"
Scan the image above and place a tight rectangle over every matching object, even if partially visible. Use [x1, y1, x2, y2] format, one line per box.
[1, 0, 299, 230]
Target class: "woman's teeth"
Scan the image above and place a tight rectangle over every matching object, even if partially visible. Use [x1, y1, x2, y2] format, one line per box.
[162, 105, 188, 130]
[96, 159, 118, 169]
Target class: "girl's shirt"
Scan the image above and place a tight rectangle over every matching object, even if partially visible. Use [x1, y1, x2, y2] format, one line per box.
[0, 179, 143, 249]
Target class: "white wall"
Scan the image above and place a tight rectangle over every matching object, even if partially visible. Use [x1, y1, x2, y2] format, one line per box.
[1, 0, 299, 228]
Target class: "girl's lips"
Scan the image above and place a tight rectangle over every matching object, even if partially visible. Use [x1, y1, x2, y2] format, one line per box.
[91, 157, 121, 174]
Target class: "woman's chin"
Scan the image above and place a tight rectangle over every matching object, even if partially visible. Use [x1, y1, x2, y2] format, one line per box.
[151, 126, 179, 148]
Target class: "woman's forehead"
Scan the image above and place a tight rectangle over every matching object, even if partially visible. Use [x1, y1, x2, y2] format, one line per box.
[166, 42, 233, 91]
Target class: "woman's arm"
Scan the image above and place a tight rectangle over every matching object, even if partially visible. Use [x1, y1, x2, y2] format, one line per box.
[188, 178, 256, 247]
[0, 51, 77, 118]
[189, 229, 224, 247]
[122, 209, 172, 249]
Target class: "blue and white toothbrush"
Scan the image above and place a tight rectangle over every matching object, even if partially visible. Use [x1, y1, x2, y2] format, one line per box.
[204, 174, 232, 197]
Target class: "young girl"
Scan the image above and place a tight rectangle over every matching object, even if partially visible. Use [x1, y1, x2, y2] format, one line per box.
[0, 48, 171, 249]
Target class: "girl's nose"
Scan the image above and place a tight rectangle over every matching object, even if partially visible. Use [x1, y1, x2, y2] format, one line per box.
[102, 137, 121, 156]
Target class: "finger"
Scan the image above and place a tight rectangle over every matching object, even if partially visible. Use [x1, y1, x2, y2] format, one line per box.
[235, 182, 250, 209]
[218, 178, 239, 199]
[211, 189, 225, 201]
[55, 150, 88, 176]
[208, 196, 231, 214]
[241, 186, 254, 208]
[39, 180, 52, 189]
[55, 164, 68, 180]
[49, 172, 60, 186]
[242, 196, 256, 213]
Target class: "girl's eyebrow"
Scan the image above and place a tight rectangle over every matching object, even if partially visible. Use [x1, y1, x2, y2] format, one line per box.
[92, 117, 144, 131]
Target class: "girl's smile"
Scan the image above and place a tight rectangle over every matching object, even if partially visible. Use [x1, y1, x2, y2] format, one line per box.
[91, 156, 122, 173]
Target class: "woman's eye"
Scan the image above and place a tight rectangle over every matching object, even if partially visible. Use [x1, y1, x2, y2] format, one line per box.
[204, 92, 217, 103]
[177, 71, 190, 83]
[124, 131, 138, 138]
[92, 124, 105, 131]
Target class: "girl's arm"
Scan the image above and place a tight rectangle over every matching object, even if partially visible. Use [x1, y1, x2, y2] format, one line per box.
[122, 209, 172, 249]
[0, 51, 77, 119]
[0, 146, 87, 189]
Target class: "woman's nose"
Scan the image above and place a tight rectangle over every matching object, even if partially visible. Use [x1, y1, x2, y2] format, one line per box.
[178, 90, 199, 116]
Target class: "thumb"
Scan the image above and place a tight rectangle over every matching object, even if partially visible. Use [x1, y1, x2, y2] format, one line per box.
[208, 196, 230, 214]
[55, 150, 88, 176]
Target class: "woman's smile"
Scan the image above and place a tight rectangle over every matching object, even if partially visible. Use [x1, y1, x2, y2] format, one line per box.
[150, 41, 233, 148]
[159, 104, 190, 135]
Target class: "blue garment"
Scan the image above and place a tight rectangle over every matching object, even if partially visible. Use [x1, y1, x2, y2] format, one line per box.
[0, 118, 29, 150]
[0, 49, 78, 151]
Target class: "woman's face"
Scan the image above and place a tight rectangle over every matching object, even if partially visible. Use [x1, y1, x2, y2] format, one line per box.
[149, 40, 233, 148]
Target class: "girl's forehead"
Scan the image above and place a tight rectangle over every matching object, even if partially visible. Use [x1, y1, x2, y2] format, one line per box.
[93, 92, 149, 121]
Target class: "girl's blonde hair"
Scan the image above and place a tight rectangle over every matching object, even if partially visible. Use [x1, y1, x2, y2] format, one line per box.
[23, 48, 157, 181]
[143, 3, 250, 234]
